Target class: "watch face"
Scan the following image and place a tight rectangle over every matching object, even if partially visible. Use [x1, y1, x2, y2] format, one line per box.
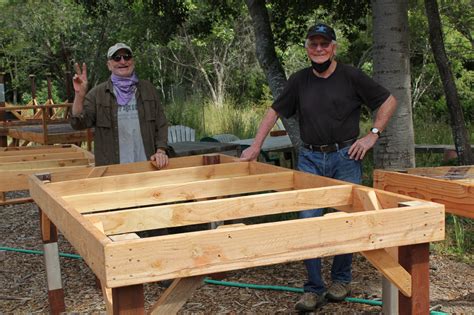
[371, 128, 380, 134]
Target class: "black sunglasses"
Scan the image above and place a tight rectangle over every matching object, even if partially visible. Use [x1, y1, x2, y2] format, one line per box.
[111, 54, 133, 62]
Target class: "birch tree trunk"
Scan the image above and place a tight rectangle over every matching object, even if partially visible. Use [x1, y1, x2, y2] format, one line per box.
[372, 0, 415, 169]
[424, 0, 473, 165]
[245, 0, 302, 153]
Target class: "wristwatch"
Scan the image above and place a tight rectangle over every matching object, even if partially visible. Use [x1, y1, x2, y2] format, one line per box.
[370, 127, 381, 137]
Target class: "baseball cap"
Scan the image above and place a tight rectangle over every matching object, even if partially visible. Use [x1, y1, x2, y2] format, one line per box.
[107, 43, 133, 59]
[306, 23, 336, 41]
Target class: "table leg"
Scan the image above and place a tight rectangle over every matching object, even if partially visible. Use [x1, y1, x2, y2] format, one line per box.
[111, 284, 145, 314]
[39, 208, 66, 314]
[399, 243, 430, 315]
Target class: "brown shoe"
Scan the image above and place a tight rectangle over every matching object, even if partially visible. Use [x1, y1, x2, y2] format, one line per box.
[295, 292, 326, 311]
[326, 282, 351, 301]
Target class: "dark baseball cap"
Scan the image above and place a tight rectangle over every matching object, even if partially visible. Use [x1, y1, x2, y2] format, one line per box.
[306, 23, 336, 41]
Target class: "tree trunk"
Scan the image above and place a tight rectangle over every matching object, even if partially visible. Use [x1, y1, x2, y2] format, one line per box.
[245, 0, 302, 153]
[424, 0, 473, 165]
[372, 0, 415, 169]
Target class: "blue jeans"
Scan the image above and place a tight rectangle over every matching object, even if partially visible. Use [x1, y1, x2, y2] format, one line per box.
[298, 146, 362, 294]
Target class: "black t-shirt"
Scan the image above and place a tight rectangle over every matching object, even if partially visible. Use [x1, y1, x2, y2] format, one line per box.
[272, 63, 390, 145]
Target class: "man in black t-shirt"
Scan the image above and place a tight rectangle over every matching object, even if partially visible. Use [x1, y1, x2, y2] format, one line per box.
[240, 23, 397, 312]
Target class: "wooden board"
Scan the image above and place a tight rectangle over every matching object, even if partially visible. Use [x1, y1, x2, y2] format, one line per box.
[374, 167, 474, 218]
[0, 145, 94, 205]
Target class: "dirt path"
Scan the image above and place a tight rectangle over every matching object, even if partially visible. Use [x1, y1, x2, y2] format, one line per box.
[1, 194, 472, 313]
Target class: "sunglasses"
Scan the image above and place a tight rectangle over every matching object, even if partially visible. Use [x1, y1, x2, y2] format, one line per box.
[111, 54, 133, 62]
[307, 41, 331, 49]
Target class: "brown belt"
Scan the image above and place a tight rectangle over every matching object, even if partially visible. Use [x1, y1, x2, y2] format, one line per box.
[303, 138, 356, 153]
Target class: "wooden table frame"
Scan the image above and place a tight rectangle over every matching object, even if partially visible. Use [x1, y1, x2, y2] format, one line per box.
[29, 154, 445, 314]
[374, 165, 473, 314]
[374, 165, 473, 219]
[0, 104, 93, 149]
[0, 144, 94, 205]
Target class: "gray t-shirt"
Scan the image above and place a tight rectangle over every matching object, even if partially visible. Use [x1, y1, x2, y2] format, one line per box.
[117, 92, 147, 164]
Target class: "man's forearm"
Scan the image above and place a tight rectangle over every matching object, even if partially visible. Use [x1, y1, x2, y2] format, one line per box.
[373, 95, 397, 132]
[253, 108, 279, 148]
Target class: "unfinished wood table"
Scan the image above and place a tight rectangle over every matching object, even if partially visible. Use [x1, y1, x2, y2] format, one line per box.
[0, 144, 94, 205]
[29, 154, 445, 314]
[374, 165, 474, 219]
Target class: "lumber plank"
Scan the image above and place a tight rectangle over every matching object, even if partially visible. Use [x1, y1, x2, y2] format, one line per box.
[65, 171, 295, 213]
[362, 249, 411, 297]
[0, 158, 91, 171]
[0, 145, 77, 156]
[88, 218, 114, 314]
[44, 155, 235, 184]
[293, 170, 348, 189]
[86, 166, 108, 178]
[407, 165, 474, 179]
[0, 152, 87, 163]
[248, 161, 292, 174]
[149, 276, 205, 315]
[86, 185, 353, 234]
[353, 187, 382, 211]
[109, 233, 140, 242]
[48, 162, 250, 196]
[102, 205, 444, 288]
[28, 175, 109, 281]
[0, 165, 95, 192]
[374, 170, 474, 218]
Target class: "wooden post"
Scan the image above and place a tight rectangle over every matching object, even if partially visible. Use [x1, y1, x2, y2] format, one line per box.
[111, 284, 145, 315]
[0, 72, 6, 147]
[42, 107, 49, 145]
[30, 74, 37, 113]
[39, 207, 66, 314]
[37, 173, 65, 314]
[203, 154, 222, 229]
[398, 243, 430, 315]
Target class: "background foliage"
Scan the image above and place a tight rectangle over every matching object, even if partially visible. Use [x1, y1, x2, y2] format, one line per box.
[1, 0, 471, 123]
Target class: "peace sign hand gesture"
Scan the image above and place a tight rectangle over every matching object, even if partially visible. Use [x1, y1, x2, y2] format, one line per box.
[73, 63, 88, 98]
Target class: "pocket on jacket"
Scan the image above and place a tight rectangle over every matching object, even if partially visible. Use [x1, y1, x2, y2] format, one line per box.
[143, 100, 157, 121]
[96, 105, 112, 127]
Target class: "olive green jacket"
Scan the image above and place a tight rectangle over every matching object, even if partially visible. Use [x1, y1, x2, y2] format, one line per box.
[70, 78, 168, 166]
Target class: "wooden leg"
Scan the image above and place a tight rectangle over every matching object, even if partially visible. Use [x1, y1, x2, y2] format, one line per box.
[99, 278, 113, 315]
[111, 284, 145, 315]
[39, 208, 66, 314]
[399, 243, 430, 315]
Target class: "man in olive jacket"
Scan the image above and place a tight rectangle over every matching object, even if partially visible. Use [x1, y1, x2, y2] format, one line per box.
[71, 43, 169, 168]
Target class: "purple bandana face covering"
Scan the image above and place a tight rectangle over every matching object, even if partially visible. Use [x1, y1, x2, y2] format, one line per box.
[111, 73, 139, 105]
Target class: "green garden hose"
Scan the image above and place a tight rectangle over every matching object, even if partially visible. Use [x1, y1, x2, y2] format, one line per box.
[0, 246, 82, 259]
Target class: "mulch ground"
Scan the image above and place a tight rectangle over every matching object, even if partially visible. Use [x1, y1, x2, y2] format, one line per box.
[1, 191, 473, 314]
